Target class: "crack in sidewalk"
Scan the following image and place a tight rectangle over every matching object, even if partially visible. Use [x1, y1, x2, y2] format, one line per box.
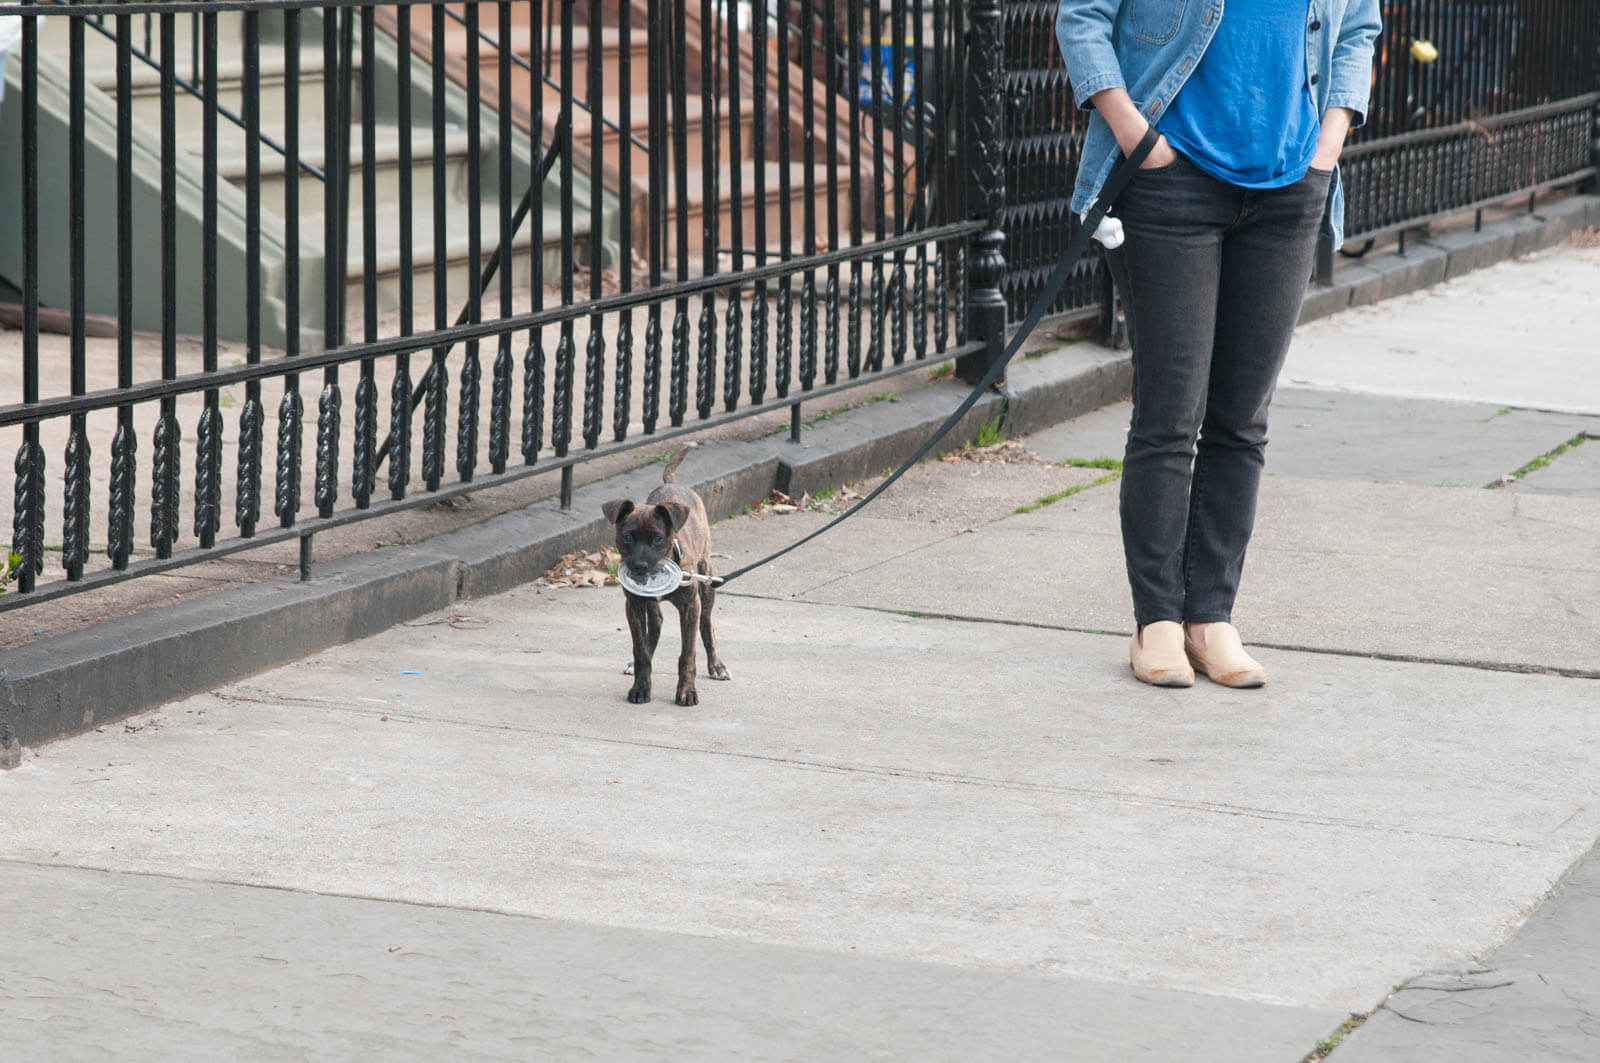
[205, 688, 1545, 850]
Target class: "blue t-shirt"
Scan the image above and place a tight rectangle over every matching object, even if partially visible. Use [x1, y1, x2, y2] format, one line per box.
[1158, 0, 1321, 189]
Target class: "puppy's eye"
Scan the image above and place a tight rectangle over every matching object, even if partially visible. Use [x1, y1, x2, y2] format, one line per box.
[621, 533, 633, 544]
[652, 534, 664, 545]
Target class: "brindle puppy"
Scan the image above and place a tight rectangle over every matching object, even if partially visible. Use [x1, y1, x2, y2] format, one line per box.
[601, 453, 730, 705]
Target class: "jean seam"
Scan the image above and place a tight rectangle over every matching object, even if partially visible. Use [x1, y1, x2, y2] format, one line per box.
[1181, 445, 1208, 619]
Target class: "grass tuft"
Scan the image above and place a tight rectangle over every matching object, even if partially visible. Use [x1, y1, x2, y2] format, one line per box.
[1013, 472, 1121, 514]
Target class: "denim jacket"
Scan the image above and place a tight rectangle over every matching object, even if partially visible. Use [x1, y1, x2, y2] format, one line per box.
[1055, 0, 1381, 248]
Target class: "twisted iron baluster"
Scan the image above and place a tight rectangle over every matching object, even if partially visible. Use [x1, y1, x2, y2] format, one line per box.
[352, 373, 377, 508]
[749, 283, 768, 404]
[775, 280, 792, 399]
[150, 406, 181, 555]
[490, 336, 513, 471]
[236, 396, 264, 536]
[194, 404, 222, 545]
[824, 268, 839, 383]
[389, 364, 411, 498]
[800, 274, 817, 390]
[276, 388, 303, 525]
[13, 442, 46, 580]
[868, 262, 886, 372]
[891, 257, 907, 365]
[422, 362, 448, 490]
[552, 325, 574, 455]
[457, 345, 480, 481]
[584, 327, 606, 447]
[669, 304, 688, 426]
[955, 244, 968, 346]
[914, 247, 928, 359]
[642, 310, 662, 432]
[723, 296, 742, 412]
[62, 426, 91, 579]
[107, 422, 136, 568]
[315, 381, 341, 517]
[847, 266, 862, 377]
[696, 296, 715, 419]
[935, 243, 949, 350]
[613, 315, 633, 441]
[522, 331, 544, 462]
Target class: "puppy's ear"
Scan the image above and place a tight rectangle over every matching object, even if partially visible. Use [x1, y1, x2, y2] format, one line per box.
[654, 501, 691, 532]
[602, 499, 634, 524]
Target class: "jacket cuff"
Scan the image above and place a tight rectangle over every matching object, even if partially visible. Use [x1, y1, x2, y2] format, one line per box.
[1324, 92, 1369, 128]
[1072, 70, 1127, 111]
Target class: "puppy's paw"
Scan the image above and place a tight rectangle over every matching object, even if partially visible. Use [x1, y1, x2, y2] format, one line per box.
[708, 662, 731, 681]
[675, 688, 699, 707]
[627, 684, 651, 704]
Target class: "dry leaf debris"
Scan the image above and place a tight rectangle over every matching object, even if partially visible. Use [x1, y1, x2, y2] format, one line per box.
[536, 546, 622, 588]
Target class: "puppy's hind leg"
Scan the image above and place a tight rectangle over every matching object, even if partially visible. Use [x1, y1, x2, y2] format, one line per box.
[699, 564, 730, 681]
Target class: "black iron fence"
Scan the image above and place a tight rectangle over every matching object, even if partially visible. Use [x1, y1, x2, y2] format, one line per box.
[1000, 0, 1600, 311]
[1, 0, 995, 606]
[4, 0, 1598, 608]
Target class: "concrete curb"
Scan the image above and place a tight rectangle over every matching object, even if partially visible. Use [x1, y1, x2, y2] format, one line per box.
[4, 195, 1595, 764]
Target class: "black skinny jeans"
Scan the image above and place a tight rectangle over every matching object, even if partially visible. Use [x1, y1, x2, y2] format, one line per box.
[1106, 154, 1331, 627]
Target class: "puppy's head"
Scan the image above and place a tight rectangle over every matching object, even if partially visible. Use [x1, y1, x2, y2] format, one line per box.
[602, 498, 692, 580]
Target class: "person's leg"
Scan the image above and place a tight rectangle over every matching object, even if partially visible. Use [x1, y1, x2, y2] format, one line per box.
[1181, 168, 1332, 625]
[1108, 157, 1238, 627]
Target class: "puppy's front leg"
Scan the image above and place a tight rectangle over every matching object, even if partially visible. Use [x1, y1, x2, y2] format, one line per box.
[674, 591, 701, 706]
[626, 595, 655, 703]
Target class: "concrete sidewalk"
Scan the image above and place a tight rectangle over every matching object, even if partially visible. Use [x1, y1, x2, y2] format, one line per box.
[2, 236, 1598, 1060]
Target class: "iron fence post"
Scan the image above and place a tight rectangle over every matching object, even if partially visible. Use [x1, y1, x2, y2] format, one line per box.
[957, 0, 1007, 385]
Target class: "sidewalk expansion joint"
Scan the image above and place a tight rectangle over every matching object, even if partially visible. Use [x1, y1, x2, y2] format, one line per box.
[200, 688, 1539, 849]
[720, 594, 1600, 681]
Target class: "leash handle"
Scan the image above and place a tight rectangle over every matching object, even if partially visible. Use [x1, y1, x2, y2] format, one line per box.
[717, 127, 1162, 587]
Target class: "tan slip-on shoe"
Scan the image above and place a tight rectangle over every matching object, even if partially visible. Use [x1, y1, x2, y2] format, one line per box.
[1130, 621, 1194, 687]
[1184, 622, 1267, 688]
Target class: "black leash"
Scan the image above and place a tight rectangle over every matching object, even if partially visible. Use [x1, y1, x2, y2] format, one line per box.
[715, 127, 1161, 587]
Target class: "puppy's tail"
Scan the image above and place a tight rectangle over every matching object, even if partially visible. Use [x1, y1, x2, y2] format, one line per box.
[661, 450, 686, 484]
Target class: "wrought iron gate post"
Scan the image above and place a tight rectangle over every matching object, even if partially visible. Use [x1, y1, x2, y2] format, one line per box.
[957, 0, 1007, 385]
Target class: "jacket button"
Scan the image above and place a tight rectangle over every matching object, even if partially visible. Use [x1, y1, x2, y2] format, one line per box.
[1309, 19, 1322, 30]
[1310, 73, 1320, 85]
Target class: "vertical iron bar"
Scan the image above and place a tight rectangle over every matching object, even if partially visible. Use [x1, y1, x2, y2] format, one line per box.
[299, 532, 314, 581]
[798, 0, 817, 391]
[585, 0, 608, 445]
[109, 13, 137, 571]
[13, 3, 44, 593]
[554, 0, 576, 456]
[278, 8, 304, 528]
[352, 5, 379, 510]
[670, 0, 691, 426]
[644, 0, 665, 433]
[152, 11, 182, 560]
[525, 0, 546, 463]
[750, 0, 769, 404]
[911, 0, 927, 359]
[615, 0, 636, 437]
[195, 10, 222, 551]
[490, 0, 515, 471]
[723, 0, 744, 413]
[846, 0, 863, 378]
[63, 13, 91, 581]
[774, 0, 793, 398]
[931, 0, 947, 353]
[317, 7, 346, 517]
[238, 10, 265, 537]
[390, 2, 413, 499]
[695, 0, 717, 420]
[958, 0, 1006, 384]
[868, 0, 886, 373]
[425, 2, 449, 491]
[824, 0, 840, 384]
[888, 0, 906, 365]
[458, 1, 483, 481]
